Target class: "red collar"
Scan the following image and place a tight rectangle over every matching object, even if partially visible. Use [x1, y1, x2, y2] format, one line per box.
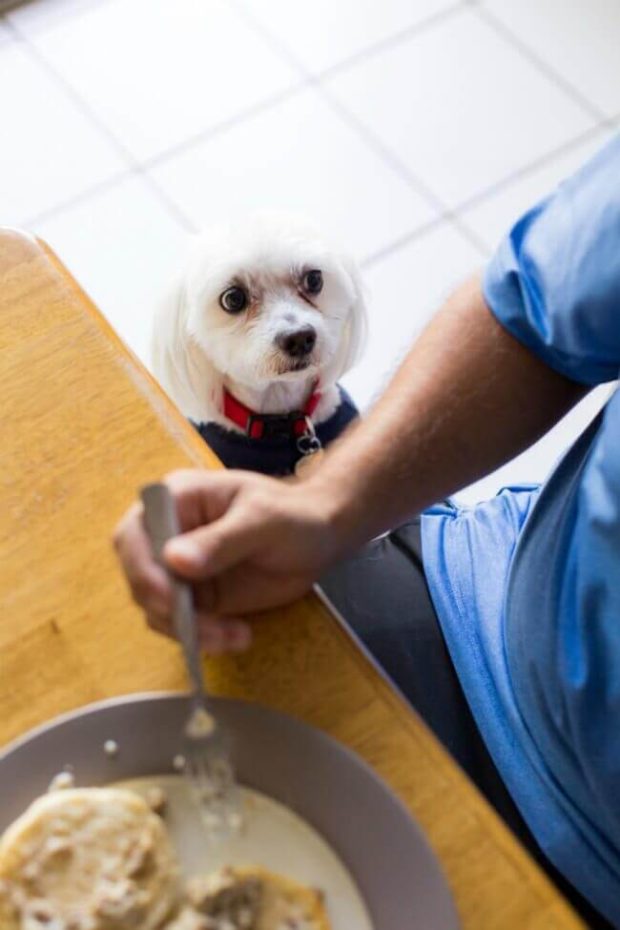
[223, 382, 322, 440]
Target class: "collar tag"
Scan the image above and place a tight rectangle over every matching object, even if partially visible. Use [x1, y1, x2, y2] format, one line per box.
[296, 417, 322, 456]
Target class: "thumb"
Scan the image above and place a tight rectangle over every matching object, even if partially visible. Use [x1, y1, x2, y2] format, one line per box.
[163, 512, 261, 579]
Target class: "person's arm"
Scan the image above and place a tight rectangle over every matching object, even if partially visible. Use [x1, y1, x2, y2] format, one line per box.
[306, 130, 620, 546]
[113, 274, 584, 651]
[309, 273, 585, 547]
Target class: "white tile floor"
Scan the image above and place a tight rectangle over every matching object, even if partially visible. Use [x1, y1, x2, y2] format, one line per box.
[1, 0, 618, 503]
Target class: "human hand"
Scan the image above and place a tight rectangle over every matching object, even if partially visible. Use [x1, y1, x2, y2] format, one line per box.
[113, 469, 350, 654]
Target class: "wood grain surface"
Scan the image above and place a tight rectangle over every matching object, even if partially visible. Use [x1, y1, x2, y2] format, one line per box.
[0, 228, 583, 929]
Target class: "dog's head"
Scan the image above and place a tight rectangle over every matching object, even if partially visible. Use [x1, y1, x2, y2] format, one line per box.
[152, 213, 367, 421]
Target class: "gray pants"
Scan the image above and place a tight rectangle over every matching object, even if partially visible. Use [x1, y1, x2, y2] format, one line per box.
[320, 518, 611, 930]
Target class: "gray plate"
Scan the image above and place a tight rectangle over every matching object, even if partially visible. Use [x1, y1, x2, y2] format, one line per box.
[0, 692, 459, 929]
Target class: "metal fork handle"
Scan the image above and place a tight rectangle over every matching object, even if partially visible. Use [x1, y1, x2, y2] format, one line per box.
[141, 482, 207, 703]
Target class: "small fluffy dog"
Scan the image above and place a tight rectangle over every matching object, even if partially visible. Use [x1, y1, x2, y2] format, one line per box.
[152, 214, 367, 476]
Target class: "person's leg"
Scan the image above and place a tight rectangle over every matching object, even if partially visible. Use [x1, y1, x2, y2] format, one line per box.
[320, 519, 528, 825]
[320, 520, 613, 930]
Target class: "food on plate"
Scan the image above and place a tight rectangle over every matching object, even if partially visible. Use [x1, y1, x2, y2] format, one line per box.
[0, 787, 180, 929]
[46, 770, 75, 792]
[146, 785, 169, 817]
[0, 788, 332, 930]
[171, 865, 330, 930]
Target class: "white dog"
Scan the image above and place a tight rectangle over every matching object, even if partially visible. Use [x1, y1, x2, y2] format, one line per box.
[152, 213, 367, 476]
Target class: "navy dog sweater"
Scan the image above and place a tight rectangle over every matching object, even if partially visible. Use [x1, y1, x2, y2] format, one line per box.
[192, 387, 358, 476]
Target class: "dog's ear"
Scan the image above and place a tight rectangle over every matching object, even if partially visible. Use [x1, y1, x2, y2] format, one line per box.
[151, 279, 219, 422]
[328, 256, 368, 381]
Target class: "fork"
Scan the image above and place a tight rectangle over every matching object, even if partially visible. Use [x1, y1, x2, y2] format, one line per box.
[141, 482, 241, 834]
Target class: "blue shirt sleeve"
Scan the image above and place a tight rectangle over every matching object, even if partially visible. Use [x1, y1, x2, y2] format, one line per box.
[483, 134, 620, 386]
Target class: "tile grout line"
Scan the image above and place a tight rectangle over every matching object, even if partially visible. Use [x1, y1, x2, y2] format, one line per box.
[360, 115, 619, 268]
[362, 108, 619, 269]
[310, 37, 615, 260]
[2, 3, 309, 230]
[136, 172, 199, 235]
[238, 0, 614, 210]
[2, 1, 318, 230]
[3, 13, 199, 233]
[135, 0, 468, 178]
[20, 166, 202, 236]
[475, 4, 607, 124]
[316, 84, 492, 258]
[1, 20, 131, 166]
[359, 215, 463, 269]
[2, 0, 314, 190]
[230, 0, 466, 79]
[230, 0, 493, 259]
[297, 2, 466, 84]
[452, 118, 619, 219]
[234, 0, 618, 269]
[140, 80, 312, 172]
[19, 168, 134, 229]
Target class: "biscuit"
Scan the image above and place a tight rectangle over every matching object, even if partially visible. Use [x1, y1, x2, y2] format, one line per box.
[0, 787, 180, 930]
[186, 865, 330, 930]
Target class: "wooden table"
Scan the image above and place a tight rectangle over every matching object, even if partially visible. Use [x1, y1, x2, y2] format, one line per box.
[0, 229, 583, 929]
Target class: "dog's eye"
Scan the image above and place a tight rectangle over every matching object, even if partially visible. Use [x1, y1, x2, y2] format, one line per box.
[219, 286, 248, 314]
[302, 269, 323, 296]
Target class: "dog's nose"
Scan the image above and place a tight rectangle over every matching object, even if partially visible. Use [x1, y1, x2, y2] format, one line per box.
[278, 327, 317, 358]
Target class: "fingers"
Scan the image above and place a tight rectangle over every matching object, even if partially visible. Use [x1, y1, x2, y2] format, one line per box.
[113, 470, 251, 610]
[196, 616, 252, 654]
[113, 503, 172, 614]
[172, 565, 308, 617]
[163, 510, 267, 580]
[113, 468, 277, 652]
[147, 607, 251, 655]
[196, 564, 310, 616]
[113, 503, 253, 654]
[146, 610, 174, 640]
[163, 469, 247, 529]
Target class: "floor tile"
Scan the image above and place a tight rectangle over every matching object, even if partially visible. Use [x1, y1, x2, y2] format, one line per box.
[240, 0, 458, 73]
[459, 385, 612, 505]
[342, 222, 483, 409]
[34, 175, 191, 364]
[326, 8, 595, 208]
[0, 40, 126, 224]
[483, 0, 620, 119]
[31, 0, 300, 162]
[462, 126, 617, 251]
[150, 87, 439, 263]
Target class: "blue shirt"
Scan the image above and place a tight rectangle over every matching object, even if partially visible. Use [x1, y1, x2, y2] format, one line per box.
[421, 134, 620, 925]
